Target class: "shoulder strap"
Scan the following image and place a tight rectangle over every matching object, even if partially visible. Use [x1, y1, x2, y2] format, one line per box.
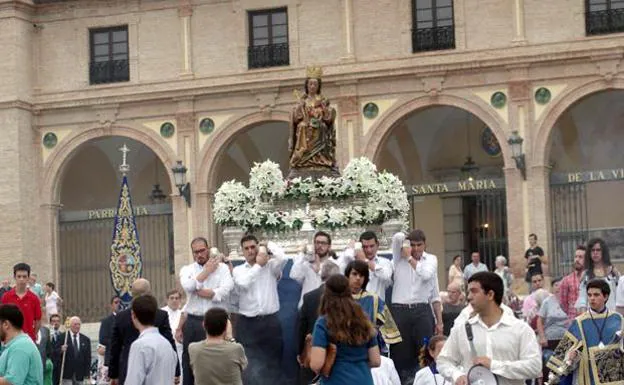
[464, 322, 478, 358]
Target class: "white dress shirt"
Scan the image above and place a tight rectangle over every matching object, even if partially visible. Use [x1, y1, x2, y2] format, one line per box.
[161, 306, 182, 332]
[290, 255, 334, 308]
[437, 310, 541, 385]
[391, 232, 440, 305]
[412, 366, 447, 385]
[125, 327, 178, 385]
[372, 355, 401, 385]
[232, 242, 288, 317]
[180, 262, 234, 316]
[452, 303, 515, 329]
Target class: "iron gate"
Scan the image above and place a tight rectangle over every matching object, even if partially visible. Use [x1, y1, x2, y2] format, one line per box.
[549, 183, 589, 277]
[467, 190, 509, 269]
[58, 204, 175, 322]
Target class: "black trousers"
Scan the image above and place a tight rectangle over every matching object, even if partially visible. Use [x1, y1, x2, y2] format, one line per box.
[235, 313, 284, 385]
[182, 314, 208, 385]
[390, 303, 434, 385]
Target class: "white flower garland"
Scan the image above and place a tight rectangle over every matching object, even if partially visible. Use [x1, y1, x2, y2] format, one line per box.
[214, 157, 409, 231]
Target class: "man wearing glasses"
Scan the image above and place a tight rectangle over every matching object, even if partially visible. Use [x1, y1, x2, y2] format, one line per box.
[290, 231, 340, 308]
[178, 237, 234, 385]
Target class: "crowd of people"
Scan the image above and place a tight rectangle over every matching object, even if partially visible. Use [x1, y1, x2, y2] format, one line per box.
[0, 232, 622, 385]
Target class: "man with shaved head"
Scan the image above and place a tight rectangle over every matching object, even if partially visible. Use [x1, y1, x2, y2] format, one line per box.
[54, 316, 91, 385]
[109, 279, 180, 385]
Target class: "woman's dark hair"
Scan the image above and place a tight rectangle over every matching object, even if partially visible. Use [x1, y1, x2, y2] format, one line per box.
[345, 260, 369, 291]
[418, 335, 447, 368]
[453, 255, 461, 263]
[319, 275, 375, 345]
[304, 77, 322, 95]
[468, 272, 504, 305]
[585, 238, 612, 279]
[46, 282, 55, 290]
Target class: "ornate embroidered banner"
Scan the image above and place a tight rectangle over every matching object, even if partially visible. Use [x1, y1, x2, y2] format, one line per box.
[108, 175, 142, 306]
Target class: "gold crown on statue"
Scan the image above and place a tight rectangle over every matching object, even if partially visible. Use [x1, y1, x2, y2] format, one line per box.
[306, 65, 323, 79]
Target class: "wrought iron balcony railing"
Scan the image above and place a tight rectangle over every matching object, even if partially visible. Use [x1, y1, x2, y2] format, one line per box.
[248, 43, 290, 69]
[586, 8, 624, 35]
[89, 59, 130, 85]
[412, 26, 455, 53]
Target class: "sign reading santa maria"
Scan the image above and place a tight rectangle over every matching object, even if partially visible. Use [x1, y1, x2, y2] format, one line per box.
[109, 174, 142, 305]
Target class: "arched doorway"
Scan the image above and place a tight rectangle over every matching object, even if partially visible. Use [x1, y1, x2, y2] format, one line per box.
[58, 136, 175, 322]
[210, 121, 290, 246]
[376, 105, 507, 278]
[548, 90, 624, 275]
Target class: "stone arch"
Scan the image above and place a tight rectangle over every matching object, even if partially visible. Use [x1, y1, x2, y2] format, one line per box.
[532, 78, 624, 166]
[362, 93, 512, 168]
[41, 125, 178, 205]
[196, 110, 291, 192]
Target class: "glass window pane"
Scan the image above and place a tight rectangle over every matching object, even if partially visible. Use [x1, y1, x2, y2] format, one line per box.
[94, 44, 109, 57]
[417, 9, 433, 21]
[253, 27, 268, 39]
[437, 7, 453, 20]
[252, 14, 268, 27]
[272, 12, 287, 25]
[113, 54, 128, 61]
[253, 38, 269, 46]
[93, 32, 109, 45]
[112, 30, 127, 43]
[273, 36, 288, 44]
[416, 0, 432, 10]
[612, 0, 624, 9]
[437, 19, 453, 27]
[436, 0, 452, 7]
[112, 42, 127, 54]
[417, 21, 434, 29]
[94, 56, 109, 63]
[272, 25, 287, 38]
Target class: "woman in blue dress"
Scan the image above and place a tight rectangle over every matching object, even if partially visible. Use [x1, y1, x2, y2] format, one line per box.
[310, 274, 381, 385]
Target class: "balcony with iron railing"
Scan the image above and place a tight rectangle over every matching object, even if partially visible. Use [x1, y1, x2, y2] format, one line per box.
[586, 8, 624, 35]
[89, 59, 130, 85]
[412, 25, 455, 53]
[248, 42, 289, 69]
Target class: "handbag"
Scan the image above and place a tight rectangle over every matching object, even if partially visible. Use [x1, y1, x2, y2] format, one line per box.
[301, 333, 337, 377]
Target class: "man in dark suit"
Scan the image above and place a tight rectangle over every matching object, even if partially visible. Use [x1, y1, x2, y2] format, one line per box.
[37, 325, 53, 381]
[109, 278, 180, 385]
[49, 314, 62, 385]
[53, 316, 91, 385]
[296, 262, 339, 385]
[99, 296, 120, 364]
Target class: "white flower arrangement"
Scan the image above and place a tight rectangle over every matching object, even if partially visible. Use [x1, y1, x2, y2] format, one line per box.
[249, 160, 285, 200]
[214, 157, 409, 232]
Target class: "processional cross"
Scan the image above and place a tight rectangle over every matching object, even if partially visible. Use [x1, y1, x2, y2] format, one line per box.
[119, 144, 130, 174]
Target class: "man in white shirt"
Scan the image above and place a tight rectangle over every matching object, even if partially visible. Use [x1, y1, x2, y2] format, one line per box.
[437, 272, 541, 385]
[290, 231, 334, 308]
[390, 230, 443, 385]
[178, 237, 234, 385]
[162, 290, 183, 384]
[463, 252, 488, 281]
[126, 295, 178, 385]
[350, 231, 393, 301]
[232, 235, 287, 385]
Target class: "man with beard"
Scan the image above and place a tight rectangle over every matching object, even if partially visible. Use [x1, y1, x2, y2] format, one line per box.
[290, 231, 337, 308]
[178, 237, 234, 385]
[558, 245, 585, 321]
[0, 304, 43, 385]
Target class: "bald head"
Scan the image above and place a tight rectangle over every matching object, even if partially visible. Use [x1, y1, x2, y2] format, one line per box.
[447, 282, 461, 292]
[131, 278, 151, 297]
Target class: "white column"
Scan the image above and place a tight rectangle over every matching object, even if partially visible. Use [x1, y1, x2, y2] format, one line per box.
[512, 0, 527, 45]
[341, 0, 355, 61]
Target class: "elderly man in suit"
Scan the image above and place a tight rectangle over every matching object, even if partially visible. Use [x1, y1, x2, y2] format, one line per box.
[296, 262, 340, 385]
[54, 317, 91, 385]
[108, 278, 180, 385]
